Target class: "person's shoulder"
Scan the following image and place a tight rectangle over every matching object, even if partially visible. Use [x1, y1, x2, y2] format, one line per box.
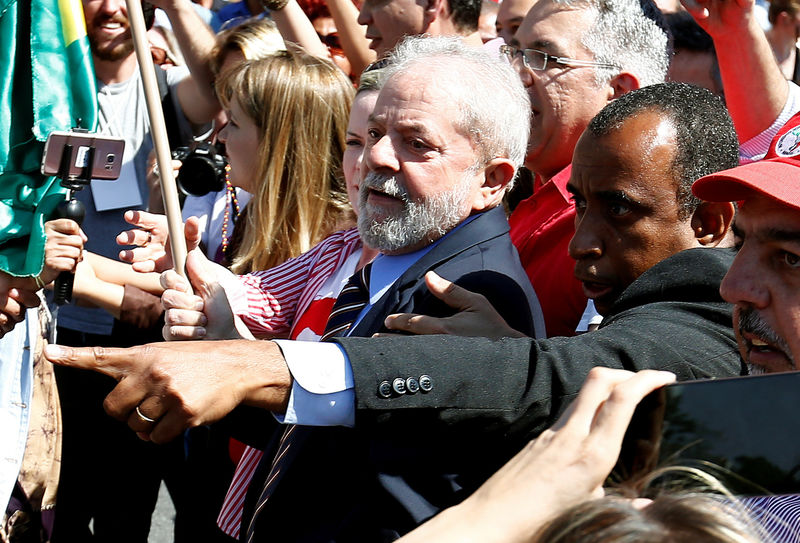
[606, 247, 736, 320]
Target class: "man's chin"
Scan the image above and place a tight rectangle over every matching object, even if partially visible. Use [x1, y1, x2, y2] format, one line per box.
[744, 348, 797, 375]
[91, 40, 134, 62]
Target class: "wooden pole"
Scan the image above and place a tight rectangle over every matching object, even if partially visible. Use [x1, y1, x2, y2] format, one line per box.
[125, 0, 188, 278]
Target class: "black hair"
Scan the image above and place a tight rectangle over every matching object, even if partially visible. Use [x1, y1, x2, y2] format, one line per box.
[588, 82, 738, 220]
[665, 11, 714, 53]
[448, 0, 482, 33]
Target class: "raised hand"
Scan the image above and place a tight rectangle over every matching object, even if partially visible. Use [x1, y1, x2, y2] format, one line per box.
[117, 212, 201, 273]
[399, 368, 676, 543]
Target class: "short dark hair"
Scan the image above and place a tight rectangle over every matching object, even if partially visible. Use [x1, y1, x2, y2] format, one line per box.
[448, 0, 481, 33]
[666, 11, 713, 53]
[587, 82, 738, 220]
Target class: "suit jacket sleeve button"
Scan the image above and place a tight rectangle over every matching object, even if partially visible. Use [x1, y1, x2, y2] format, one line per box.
[419, 375, 432, 392]
[405, 377, 419, 394]
[392, 377, 407, 395]
[378, 381, 393, 398]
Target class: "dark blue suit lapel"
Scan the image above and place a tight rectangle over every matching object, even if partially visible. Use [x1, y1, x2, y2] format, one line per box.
[349, 207, 509, 337]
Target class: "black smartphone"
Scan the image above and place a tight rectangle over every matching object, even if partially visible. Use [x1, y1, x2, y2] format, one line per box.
[41, 131, 125, 180]
[617, 371, 800, 495]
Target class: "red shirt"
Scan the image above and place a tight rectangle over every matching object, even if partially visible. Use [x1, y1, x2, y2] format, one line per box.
[509, 165, 587, 337]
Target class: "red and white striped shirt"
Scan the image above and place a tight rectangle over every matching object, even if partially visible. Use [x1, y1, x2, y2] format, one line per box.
[227, 227, 362, 338]
[218, 227, 362, 538]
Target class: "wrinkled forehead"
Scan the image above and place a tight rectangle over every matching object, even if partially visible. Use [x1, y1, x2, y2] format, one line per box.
[374, 64, 457, 117]
[737, 193, 800, 233]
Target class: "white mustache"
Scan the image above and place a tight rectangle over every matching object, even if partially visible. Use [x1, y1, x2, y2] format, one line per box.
[361, 172, 409, 201]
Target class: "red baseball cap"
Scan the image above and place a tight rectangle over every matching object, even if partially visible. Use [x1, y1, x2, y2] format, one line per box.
[693, 111, 800, 211]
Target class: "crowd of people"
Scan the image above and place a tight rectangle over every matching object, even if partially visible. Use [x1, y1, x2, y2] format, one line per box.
[3, 0, 800, 541]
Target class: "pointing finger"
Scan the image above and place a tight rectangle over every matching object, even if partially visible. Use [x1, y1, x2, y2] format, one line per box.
[44, 344, 134, 380]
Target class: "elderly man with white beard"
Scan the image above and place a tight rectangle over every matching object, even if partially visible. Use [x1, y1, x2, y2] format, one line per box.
[45, 36, 545, 541]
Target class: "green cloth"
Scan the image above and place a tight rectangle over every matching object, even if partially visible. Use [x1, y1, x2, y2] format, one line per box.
[0, 0, 97, 277]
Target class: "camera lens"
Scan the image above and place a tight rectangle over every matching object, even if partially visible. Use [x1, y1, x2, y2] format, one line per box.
[175, 142, 228, 197]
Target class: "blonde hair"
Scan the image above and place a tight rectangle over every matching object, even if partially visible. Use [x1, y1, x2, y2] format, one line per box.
[210, 17, 285, 75]
[533, 467, 774, 543]
[532, 494, 767, 543]
[215, 48, 354, 273]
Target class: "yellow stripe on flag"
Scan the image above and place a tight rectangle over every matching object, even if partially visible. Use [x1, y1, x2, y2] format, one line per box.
[58, 0, 87, 46]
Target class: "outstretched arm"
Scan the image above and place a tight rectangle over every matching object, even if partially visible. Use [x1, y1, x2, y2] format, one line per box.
[44, 338, 293, 444]
[684, 0, 788, 142]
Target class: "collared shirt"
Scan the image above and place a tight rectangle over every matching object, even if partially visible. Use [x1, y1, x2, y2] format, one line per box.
[509, 165, 587, 337]
[277, 218, 473, 426]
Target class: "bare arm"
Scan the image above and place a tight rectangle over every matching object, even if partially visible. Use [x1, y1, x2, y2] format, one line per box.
[271, 0, 332, 59]
[85, 252, 164, 295]
[684, 0, 788, 142]
[325, 0, 375, 76]
[153, 0, 221, 124]
[398, 368, 676, 543]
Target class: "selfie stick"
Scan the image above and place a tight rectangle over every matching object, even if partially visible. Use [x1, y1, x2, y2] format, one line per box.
[125, 0, 188, 280]
[53, 136, 91, 305]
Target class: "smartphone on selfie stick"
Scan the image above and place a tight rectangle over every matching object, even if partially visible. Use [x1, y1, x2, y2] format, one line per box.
[41, 127, 125, 304]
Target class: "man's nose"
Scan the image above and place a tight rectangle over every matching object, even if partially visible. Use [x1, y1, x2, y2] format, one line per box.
[365, 135, 399, 172]
[568, 214, 603, 261]
[720, 245, 769, 308]
[357, 4, 370, 26]
[99, 0, 124, 13]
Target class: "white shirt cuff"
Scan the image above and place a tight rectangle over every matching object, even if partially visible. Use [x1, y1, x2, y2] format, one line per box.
[273, 340, 355, 427]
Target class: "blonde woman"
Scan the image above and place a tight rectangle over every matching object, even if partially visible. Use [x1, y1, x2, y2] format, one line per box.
[215, 48, 354, 274]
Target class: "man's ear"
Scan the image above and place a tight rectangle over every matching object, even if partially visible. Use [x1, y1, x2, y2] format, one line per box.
[607, 72, 640, 102]
[472, 158, 516, 211]
[691, 201, 736, 247]
[423, 0, 447, 24]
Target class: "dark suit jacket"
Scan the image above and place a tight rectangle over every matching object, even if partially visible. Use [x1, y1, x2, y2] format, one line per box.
[242, 206, 545, 542]
[337, 247, 745, 467]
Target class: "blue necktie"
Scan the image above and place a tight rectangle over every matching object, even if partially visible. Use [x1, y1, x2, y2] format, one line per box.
[245, 263, 372, 542]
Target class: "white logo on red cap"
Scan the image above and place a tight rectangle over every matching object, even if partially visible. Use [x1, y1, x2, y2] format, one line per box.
[775, 125, 800, 157]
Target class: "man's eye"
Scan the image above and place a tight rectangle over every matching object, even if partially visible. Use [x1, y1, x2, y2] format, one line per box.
[367, 129, 381, 140]
[609, 203, 630, 216]
[409, 139, 430, 151]
[784, 251, 800, 268]
[346, 139, 363, 148]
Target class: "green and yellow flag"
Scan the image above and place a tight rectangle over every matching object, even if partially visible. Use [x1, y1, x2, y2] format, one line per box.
[0, 0, 97, 276]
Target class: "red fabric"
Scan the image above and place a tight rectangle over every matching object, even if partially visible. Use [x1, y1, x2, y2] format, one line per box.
[509, 165, 587, 337]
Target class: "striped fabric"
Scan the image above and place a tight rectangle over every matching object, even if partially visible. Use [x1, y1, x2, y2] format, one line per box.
[243, 264, 372, 542]
[230, 228, 362, 338]
[743, 493, 800, 542]
[217, 229, 362, 538]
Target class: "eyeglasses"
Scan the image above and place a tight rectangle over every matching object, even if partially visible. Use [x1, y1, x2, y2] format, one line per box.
[499, 44, 619, 72]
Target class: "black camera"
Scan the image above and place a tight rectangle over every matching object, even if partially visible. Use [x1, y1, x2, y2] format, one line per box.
[172, 142, 228, 197]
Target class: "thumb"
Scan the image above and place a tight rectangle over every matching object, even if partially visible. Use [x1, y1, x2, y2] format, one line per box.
[184, 216, 202, 253]
[424, 271, 478, 311]
[186, 249, 217, 299]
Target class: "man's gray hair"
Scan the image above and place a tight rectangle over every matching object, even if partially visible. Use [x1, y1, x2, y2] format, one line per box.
[555, 0, 669, 87]
[378, 36, 531, 172]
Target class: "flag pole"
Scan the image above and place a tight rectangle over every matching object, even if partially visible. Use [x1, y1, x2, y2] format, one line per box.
[125, 0, 188, 279]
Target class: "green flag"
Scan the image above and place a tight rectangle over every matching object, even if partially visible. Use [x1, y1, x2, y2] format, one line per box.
[0, 0, 97, 277]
